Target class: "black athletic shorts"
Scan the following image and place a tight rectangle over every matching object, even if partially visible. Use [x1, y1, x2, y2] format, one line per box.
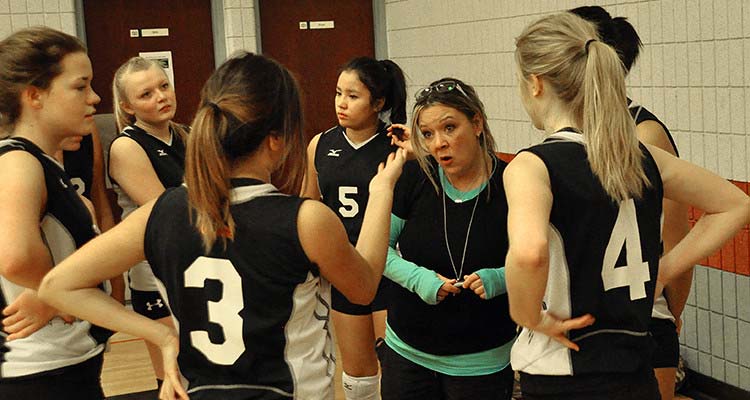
[650, 317, 680, 368]
[0, 352, 104, 400]
[131, 288, 172, 320]
[520, 367, 660, 400]
[332, 277, 391, 315]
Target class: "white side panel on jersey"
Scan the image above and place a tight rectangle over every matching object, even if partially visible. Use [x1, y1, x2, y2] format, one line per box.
[1, 214, 103, 378]
[511, 224, 573, 375]
[284, 273, 335, 400]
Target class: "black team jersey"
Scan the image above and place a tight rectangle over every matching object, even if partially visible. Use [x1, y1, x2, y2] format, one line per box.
[314, 123, 394, 244]
[144, 179, 335, 399]
[628, 98, 680, 323]
[510, 131, 663, 376]
[63, 134, 93, 199]
[0, 137, 107, 379]
[109, 124, 185, 191]
[389, 156, 517, 355]
[628, 99, 679, 157]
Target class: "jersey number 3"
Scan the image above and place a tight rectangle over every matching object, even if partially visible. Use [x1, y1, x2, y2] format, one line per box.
[184, 257, 245, 365]
[601, 199, 651, 301]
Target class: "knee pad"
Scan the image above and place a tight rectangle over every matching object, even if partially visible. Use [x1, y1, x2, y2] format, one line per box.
[342, 371, 380, 400]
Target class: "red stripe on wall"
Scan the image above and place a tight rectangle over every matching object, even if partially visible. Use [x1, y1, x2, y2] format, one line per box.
[497, 152, 750, 275]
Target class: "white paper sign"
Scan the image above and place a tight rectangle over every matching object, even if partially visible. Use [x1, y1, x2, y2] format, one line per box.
[138, 50, 175, 89]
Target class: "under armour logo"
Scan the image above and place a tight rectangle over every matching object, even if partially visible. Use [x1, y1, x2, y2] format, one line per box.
[327, 149, 342, 157]
[146, 299, 164, 310]
[157, 149, 168, 156]
[343, 383, 353, 391]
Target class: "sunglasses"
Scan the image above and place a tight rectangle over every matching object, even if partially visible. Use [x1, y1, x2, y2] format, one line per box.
[415, 80, 469, 102]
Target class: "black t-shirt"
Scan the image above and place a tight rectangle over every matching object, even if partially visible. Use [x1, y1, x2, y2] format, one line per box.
[389, 156, 516, 355]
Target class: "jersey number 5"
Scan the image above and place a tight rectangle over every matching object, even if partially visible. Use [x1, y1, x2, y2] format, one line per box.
[338, 186, 359, 218]
[184, 257, 245, 365]
[601, 199, 651, 301]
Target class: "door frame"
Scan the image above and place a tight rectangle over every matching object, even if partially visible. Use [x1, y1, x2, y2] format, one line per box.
[75, 0, 388, 65]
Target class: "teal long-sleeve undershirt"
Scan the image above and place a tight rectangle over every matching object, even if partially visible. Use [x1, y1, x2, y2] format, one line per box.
[385, 214, 507, 304]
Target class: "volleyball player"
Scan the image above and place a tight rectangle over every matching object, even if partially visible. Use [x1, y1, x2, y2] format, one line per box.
[507, 12, 750, 399]
[39, 52, 406, 400]
[301, 56, 406, 400]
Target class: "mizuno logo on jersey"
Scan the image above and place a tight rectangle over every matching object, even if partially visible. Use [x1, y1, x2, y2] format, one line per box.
[157, 149, 168, 156]
[146, 299, 164, 310]
[327, 149, 342, 157]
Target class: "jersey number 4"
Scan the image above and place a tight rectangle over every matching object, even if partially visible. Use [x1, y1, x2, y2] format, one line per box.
[184, 257, 245, 365]
[601, 199, 651, 301]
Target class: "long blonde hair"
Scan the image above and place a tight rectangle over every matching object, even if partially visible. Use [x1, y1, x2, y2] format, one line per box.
[515, 12, 649, 201]
[111, 56, 188, 140]
[186, 52, 305, 252]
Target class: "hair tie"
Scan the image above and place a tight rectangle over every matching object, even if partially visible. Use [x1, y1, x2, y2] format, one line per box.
[585, 39, 597, 54]
[208, 101, 222, 113]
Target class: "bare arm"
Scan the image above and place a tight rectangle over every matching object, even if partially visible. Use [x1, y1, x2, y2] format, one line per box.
[90, 127, 116, 231]
[648, 145, 750, 287]
[636, 121, 691, 321]
[38, 201, 153, 331]
[0, 151, 52, 288]
[89, 128, 125, 303]
[109, 136, 166, 206]
[299, 149, 405, 304]
[37, 200, 187, 399]
[503, 152, 595, 349]
[503, 152, 552, 328]
[299, 134, 321, 199]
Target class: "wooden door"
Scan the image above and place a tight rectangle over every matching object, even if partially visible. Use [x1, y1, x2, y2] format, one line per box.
[82, 0, 215, 126]
[259, 0, 375, 143]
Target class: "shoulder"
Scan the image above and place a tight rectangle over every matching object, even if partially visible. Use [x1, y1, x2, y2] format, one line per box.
[110, 134, 147, 157]
[635, 120, 676, 156]
[504, 151, 549, 185]
[298, 198, 337, 226]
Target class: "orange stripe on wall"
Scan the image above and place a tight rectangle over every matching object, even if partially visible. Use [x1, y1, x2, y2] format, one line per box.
[497, 152, 750, 276]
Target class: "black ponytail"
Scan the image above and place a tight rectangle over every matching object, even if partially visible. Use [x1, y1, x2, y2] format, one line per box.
[569, 5, 642, 72]
[340, 57, 407, 124]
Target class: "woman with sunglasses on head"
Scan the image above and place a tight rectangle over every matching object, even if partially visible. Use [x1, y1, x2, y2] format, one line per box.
[0, 27, 109, 399]
[507, 12, 749, 400]
[381, 78, 524, 400]
[569, 7, 688, 399]
[301, 56, 406, 400]
[39, 52, 407, 400]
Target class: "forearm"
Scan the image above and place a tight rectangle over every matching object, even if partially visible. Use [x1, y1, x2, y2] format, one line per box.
[664, 267, 694, 321]
[505, 250, 548, 328]
[385, 246, 443, 304]
[110, 274, 126, 305]
[475, 267, 507, 298]
[661, 209, 749, 284]
[355, 189, 394, 282]
[41, 287, 172, 346]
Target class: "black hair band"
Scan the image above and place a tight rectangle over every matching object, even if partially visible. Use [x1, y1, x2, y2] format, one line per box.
[585, 39, 597, 54]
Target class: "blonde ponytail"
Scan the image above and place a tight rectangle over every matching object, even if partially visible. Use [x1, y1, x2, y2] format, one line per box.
[515, 12, 650, 202]
[583, 40, 650, 201]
